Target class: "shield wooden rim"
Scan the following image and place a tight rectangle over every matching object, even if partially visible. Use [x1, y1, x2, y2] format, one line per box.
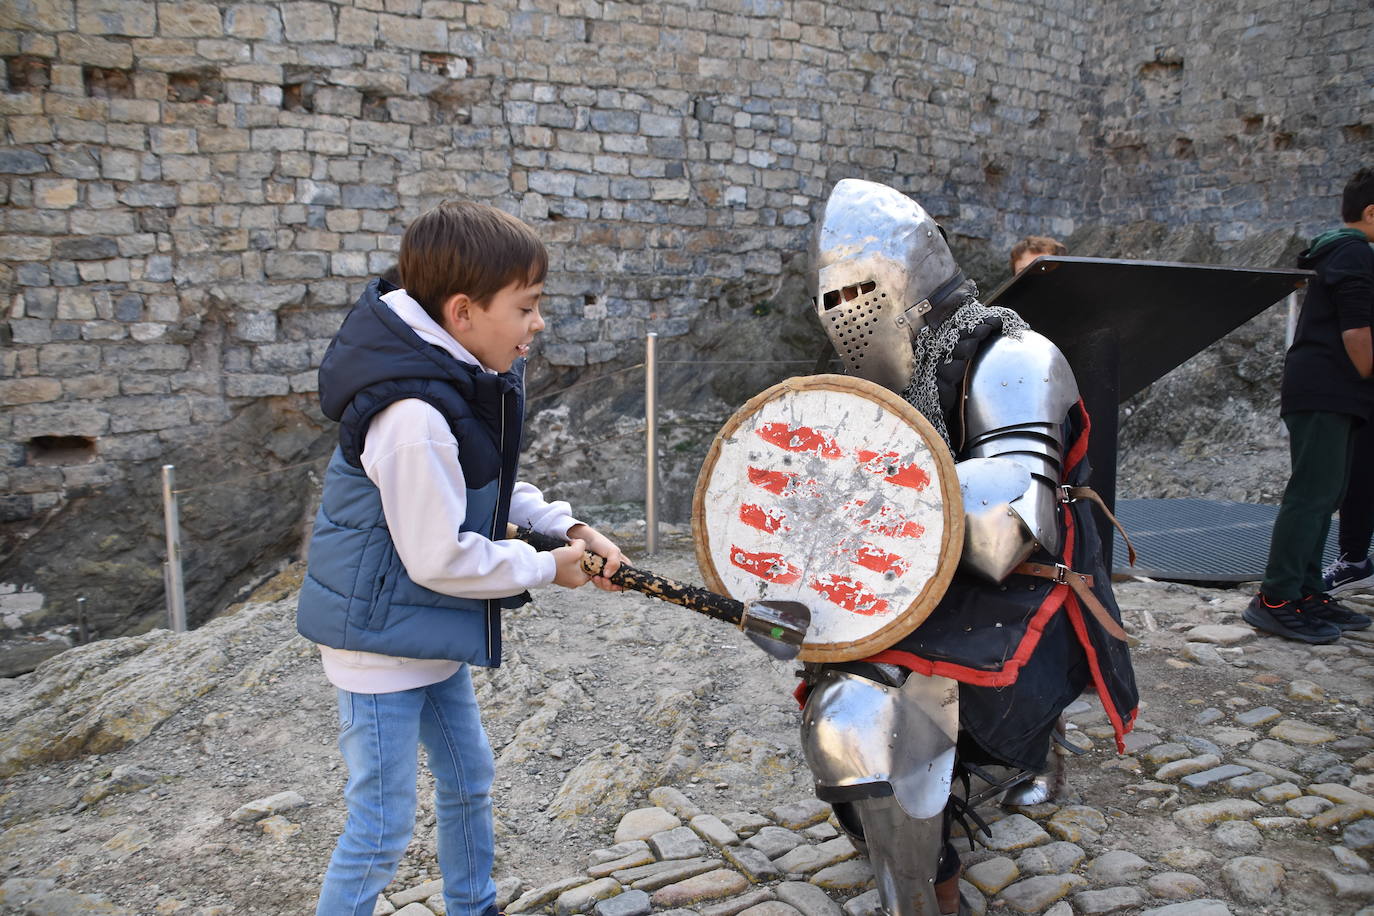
[691, 374, 964, 662]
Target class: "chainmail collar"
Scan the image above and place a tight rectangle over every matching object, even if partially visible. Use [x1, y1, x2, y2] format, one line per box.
[900, 281, 1028, 447]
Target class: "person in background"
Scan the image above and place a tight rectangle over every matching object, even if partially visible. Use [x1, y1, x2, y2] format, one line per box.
[1250, 167, 1374, 642]
[1009, 235, 1067, 274]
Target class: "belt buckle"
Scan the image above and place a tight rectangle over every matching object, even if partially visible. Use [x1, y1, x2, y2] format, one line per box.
[1053, 563, 1070, 584]
[1059, 485, 1077, 503]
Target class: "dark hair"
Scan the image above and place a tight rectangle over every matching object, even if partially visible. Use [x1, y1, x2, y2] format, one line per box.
[1009, 235, 1067, 272]
[398, 201, 548, 323]
[1342, 168, 1374, 223]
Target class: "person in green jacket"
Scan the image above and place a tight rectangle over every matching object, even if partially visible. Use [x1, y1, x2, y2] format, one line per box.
[1250, 167, 1374, 642]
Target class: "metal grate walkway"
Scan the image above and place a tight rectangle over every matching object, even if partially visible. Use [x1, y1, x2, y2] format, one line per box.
[1111, 498, 1341, 584]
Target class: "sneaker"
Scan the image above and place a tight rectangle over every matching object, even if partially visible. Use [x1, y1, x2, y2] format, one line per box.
[1243, 593, 1341, 644]
[1323, 555, 1374, 596]
[1303, 592, 1373, 631]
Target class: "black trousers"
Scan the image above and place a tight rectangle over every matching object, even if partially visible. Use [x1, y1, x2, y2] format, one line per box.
[1262, 411, 1359, 599]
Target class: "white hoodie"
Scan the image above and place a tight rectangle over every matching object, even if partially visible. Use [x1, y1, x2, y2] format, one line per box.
[318, 288, 581, 693]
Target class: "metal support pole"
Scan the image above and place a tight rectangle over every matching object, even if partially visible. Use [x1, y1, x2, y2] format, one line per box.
[76, 595, 87, 644]
[161, 464, 187, 633]
[1284, 290, 1300, 349]
[645, 332, 659, 555]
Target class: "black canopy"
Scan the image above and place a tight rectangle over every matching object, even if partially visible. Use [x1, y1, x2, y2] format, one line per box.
[985, 256, 1312, 564]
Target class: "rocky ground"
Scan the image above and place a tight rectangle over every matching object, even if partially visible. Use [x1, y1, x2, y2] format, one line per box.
[4, 527, 1374, 916]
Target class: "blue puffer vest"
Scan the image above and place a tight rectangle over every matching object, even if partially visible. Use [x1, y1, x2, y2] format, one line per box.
[296, 279, 527, 667]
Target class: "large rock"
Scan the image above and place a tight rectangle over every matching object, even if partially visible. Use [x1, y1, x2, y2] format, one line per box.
[0, 605, 281, 776]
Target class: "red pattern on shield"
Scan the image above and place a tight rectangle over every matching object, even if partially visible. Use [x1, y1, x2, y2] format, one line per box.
[845, 499, 927, 540]
[755, 423, 844, 459]
[747, 467, 795, 495]
[808, 574, 891, 616]
[729, 547, 802, 584]
[747, 466, 821, 500]
[848, 542, 911, 576]
[739, 503, 789, 534]
[856, 449, 931, 490]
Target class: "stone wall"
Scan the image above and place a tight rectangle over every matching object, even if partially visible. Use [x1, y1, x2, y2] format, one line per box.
[0, 0, 1370, 643]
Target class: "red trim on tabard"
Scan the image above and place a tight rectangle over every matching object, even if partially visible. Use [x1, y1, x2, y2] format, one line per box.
[856, 449, 932, 490]
[866, 584, 1069, 687]
[756, 422, 843, 459]
[729, 547, 802, 584]
[1064, 399, 1090, 475]
[1059, 503, 1137, 751]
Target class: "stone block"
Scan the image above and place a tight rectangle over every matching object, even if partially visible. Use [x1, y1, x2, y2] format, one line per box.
[264, 252, 328, 280]
[689, 814, 740, 849]
[595, 889, 651, 916]
[615, 807, 681, 843]
[225, 4, 282, 40]
[11, 401, 110, 438]
[107, 396, 191, 432]
[56, 32, 134, 68]
[102, 343, 188, 371]
[252, 128, 305, 152]
[54, 237, 119, 261]
[1172, 799, 1263, 830]
[651, 870, 750, 908]
[225, 373, 290, 397]
[159, 2, 223, 37]
[555, 877, 621, 916]
[0, 236, 52, 260]
[721, 845, 781, 882]
[379, 14, 447, 51]
[281, 1, 335, 42]
[768, 800, 832, 830]
[33, 179, 79, 208]
[0, 378, 62, 406]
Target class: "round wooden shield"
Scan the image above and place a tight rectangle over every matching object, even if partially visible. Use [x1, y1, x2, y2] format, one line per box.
[693, 375, 963, 662]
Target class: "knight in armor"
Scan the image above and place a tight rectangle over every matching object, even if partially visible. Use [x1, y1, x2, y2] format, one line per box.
[796, 180, 1139, 916]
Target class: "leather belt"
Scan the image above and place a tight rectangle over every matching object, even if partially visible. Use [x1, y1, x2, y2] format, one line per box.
[1012, 561, 1139, 646]
[1061, 485, 1137, 567]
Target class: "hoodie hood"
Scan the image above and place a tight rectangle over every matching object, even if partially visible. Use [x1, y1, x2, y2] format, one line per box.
[1299, 227, 1370, 268]
[318, 278, 522, 423]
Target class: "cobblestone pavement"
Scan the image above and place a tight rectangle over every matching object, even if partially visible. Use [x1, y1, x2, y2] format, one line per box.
[3, 558, 1374, 915]
[346, 583, 1374, 916]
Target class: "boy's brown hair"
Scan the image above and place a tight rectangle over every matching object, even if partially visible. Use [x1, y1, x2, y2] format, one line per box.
[1009, 235, 1067, 272]
[398, 201, 548, 322]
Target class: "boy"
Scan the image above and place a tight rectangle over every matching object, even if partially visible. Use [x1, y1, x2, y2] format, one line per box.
[297, 201, 624, 916]
[1009, 234, 1067, 274]
[1249, 167, 1374, 642]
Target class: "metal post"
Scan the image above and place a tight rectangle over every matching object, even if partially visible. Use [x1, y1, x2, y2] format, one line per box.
[1284, 290, 1300, 349]
[76, 596, 87, 644]
[161, 464, 187, 633]
[645, 332, 659, 555]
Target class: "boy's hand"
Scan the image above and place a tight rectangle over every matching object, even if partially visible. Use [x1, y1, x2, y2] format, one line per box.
[552, 539, 591, 588]
[567, 523, 626, 592]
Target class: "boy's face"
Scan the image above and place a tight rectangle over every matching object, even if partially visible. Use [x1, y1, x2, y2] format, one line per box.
[442, 280, 545, 372]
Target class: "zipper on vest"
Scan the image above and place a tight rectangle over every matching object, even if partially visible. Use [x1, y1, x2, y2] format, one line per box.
[488, 388, 507, 662]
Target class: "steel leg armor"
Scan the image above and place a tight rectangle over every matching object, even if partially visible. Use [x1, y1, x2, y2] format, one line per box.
[800, 666, 958, 916]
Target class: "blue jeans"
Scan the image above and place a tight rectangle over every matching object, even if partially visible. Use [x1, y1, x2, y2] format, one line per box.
[316, 665, 497, 916]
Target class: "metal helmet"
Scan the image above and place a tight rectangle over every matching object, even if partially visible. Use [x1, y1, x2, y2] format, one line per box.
[809, 179, 966, 392]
